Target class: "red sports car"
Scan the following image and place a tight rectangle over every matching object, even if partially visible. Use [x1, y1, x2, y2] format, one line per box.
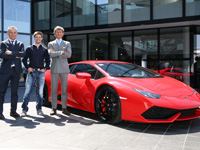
[43, 61, 200, 124]
[155, 68, 194, 82]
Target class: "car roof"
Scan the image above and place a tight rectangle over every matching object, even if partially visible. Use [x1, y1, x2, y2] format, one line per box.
[69, 60, 129, 65]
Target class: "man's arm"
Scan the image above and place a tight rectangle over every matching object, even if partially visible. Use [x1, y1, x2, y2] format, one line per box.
[48, 42, 63, 57]
[11, 42, 25, 58]
[0, 42, 16, 59]
[22, 47, 30, 69]
[59, 42, 72, 59]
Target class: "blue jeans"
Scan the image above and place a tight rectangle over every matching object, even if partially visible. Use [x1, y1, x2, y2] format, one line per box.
[21, 71, 45, 112]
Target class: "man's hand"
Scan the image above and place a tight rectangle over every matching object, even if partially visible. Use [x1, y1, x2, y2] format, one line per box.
[62, 50, 66, 54]
[5, 49, 12, 55]
[40, 69, 46, 72]
[28, 67, 33, 73]
[50, 49, 55, 52]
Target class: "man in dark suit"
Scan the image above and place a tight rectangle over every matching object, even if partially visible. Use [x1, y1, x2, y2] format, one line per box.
[0, 26, 25, 120]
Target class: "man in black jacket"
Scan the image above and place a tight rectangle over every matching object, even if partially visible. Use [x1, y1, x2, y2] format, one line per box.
[0, 26, 25, 120]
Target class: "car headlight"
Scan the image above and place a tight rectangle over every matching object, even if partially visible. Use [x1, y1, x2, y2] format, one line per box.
[191, 88, 198, 95]
[133, 89, 161, 99]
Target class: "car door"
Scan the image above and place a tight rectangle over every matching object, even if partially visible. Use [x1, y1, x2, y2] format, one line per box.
[68, 63, 99, 111]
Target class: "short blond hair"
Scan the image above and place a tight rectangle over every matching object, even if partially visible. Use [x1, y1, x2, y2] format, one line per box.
[33, 31, 43, 37]
[54, 26, 64, 34]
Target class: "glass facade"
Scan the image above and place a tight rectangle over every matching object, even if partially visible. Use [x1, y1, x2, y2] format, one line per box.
[32, 0, 200, 89]
[34, 0, 50, 30]
[134, 29, 158, 70]
[89, 33, 109, 60]
[110, 31, 132, 62]
[66, 35, 87, 61]
[0, 0, 31, 81]
[73, 0, 95, 27]
[153, 0, 183, 19]
[97, 0, 121, 25]
[186, 0, 200, 16]
[124, 0, 150, 22]
[4, 0, 31, 33]
[51, 0, 71, 29]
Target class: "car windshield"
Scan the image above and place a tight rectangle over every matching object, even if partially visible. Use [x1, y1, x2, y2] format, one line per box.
[96, 63, 162, 78]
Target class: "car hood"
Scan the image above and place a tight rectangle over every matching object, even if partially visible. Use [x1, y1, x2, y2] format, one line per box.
[114, 76, 193, 97]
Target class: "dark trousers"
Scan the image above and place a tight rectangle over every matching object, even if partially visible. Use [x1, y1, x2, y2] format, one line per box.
[0, 68, 20, 114]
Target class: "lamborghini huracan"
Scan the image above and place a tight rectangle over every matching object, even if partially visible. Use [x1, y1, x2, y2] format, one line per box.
[43, 60, 200, 124]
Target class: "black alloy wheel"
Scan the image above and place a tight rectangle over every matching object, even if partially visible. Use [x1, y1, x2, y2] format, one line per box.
[95, 85, 121, 124]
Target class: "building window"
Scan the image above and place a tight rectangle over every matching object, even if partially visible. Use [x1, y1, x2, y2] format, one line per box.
[4, 0, 30, 33]
[0, 0, 1, 31]
[34, 0, 50, 31]
[153, 0, 182, 20]
[66, 35, 87, 62]
[97, 0, 121, 25]
[110, 31, 132, 62]
[186, 0, 200, 16]
[160, 27, 191, 84]
[124, 0, 150, 22]
[73, 0, 95, 27]
[51, 0, 71, 29]
[89, 33, 109, 60]
[134, 29, 158, 70]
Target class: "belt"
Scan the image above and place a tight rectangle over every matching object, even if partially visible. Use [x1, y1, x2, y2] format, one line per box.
[33, 68, 41, 71]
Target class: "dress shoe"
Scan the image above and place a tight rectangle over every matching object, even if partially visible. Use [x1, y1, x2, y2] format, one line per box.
[50, 109, 57, 115]
[10, 112, 20, 118]
[62, 108, 71, 116]
[0, 114, 5, 120]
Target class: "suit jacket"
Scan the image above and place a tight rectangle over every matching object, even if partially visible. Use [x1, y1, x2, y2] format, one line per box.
[0, 39, 25, 74]
[48, 39, 72, 73]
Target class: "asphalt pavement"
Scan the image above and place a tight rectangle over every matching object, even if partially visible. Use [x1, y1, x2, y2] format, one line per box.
[0, 86, 200, 150]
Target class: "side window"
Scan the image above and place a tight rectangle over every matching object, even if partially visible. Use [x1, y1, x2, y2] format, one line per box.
[69, 64, 76, 74]
[71, 64, 99, 79]
[95, 70, 105, 79]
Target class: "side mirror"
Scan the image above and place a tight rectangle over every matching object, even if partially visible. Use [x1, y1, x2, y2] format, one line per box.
[76, 72, 91, 80]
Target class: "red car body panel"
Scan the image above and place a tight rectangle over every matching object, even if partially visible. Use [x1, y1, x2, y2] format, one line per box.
[45, 61, 200, 123]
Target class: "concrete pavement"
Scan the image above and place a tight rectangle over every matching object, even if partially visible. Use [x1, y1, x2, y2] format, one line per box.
[0, 87, 200, 150]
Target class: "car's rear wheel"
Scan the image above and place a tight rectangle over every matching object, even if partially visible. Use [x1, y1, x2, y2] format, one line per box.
[95, 85, 121, 124]
[43, 82, 51, 107]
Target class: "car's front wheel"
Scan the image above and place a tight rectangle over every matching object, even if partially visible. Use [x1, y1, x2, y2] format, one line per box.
[95, 85, 121, 124]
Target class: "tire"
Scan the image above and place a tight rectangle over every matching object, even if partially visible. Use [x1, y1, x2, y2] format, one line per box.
[95, 85, 121, 124]
[43, 82, 51, 107]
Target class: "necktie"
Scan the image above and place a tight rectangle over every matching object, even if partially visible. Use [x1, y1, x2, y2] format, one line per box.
[58, 40, 60, 46]
[11, 41, 14, 49]
[11, 41, 15, 67]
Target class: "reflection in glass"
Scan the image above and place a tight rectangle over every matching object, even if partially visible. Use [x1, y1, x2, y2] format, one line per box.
[89, 33, 108, 60]
[0, 0, 1, 30]
[160, 27, 190, 60]
[192, 27, 200, 88]
[134, 30, 158, 70]
[153, 0, 182, 19]
[34, 1, 50, 30]
[160, 27, 191, 85]
[66, 35, 87, 62]
[97, 0, 121, 25]
[51, 0, 71, 29]
[73, 0, 95, 27]
[4, 0, 30, 33]
[110, 32, 132, 62]
[186, 0, 200, 16]
[124, 0, 150, 22]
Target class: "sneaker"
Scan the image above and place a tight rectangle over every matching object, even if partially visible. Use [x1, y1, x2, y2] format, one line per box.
[21, 110, 27, 117]
[37, 109, 44, 116]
